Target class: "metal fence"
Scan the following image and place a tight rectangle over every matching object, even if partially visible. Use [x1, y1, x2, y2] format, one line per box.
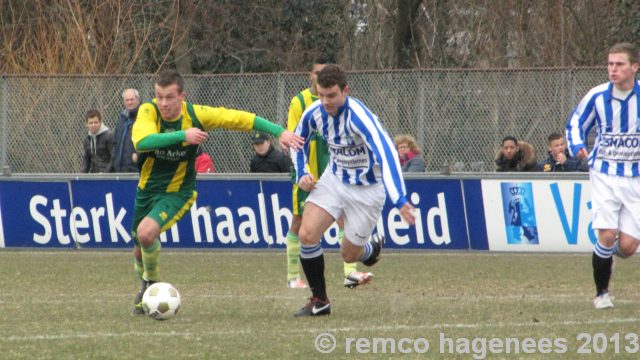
[0, 68, 606, 174]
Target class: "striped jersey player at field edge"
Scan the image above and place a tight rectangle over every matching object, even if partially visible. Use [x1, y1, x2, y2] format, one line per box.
[290, 64, 416, 317]
[566, 42, 640, 310]
[129, 69, 303, 315]
[285, 56, 373, 291]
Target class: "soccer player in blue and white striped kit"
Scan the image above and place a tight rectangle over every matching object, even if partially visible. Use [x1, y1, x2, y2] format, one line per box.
[567, 42, 640, 310]
[290, 64, 416, 316]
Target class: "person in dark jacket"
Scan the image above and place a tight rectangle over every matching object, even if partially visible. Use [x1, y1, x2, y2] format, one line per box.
[110, 88, 141, 172]
[538, 133, 589, 172]
[394, 134, 425, 172]
[495, 136, 537, 172]
[249, 132, 292, 173]
[82, 109, 113, 173]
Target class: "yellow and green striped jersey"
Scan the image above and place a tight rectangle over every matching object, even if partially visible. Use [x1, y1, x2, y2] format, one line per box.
[287, 88, 329, 178]
[133, 100, 255, 193]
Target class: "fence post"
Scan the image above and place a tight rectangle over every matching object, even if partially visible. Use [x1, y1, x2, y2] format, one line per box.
[277, 72, 286, 126]
[1, 75, 7, 170]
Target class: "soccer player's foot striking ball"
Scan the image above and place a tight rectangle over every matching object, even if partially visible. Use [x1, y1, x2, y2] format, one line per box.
[287, 277, 308, 289]
[593, 292, 614, 310]
[344, 271, 374, 288]
[293, 297, 331, 317]
[131, 280, 156, 315]
[362, 234, 384, 266]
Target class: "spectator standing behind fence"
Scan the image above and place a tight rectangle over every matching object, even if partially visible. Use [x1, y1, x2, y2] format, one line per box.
[195, 145, 215, 173]
[82, 109, 113, 173]
[538, 133, 588, 172]
[394, 134, 425, 172]
[495, 136, 537, 172]
[110, 88, 141, 172]
[249, 132, 292, 173]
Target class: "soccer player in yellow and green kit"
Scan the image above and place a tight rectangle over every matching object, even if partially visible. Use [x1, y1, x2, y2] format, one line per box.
[130, 70, 303, 315]
[286, 57, 373, 289]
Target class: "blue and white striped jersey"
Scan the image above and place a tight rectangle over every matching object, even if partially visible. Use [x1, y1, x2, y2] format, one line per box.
[291, 97, 408, 208]
[566, 81, 640, 177]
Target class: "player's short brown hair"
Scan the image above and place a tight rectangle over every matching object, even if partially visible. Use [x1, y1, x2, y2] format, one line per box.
[155, 69, 185, 93]
[609, 42, 639, 65]
[85, 109, 102, 122]
[317, 64, 347, 90]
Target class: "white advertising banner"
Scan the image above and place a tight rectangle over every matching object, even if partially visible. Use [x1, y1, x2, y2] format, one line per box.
[482, 179, 596, 252]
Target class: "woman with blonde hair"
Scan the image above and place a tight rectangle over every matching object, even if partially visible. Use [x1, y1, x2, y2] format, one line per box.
[394, 134, 425, 172]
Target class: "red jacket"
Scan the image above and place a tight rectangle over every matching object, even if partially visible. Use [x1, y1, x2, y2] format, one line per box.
[195, 152, 215, 173]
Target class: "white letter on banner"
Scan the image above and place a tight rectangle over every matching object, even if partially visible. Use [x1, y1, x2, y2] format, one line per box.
[106, 193, 129, 243]
[70, 207, 90, 244]
[258, 193, 274, 245]
[411, 192, 425, 244]
[30, 195, 52, 244]
[271, 193, 292, 245]
[191, 202, 214, 243]
[388, 208, 410, 245]
[427, 192, 451, 245]
[90, 207, 105, 243]
[215, 207, 236, 244]
[51, 199, 70, 245]
[238, 207, 259, 244]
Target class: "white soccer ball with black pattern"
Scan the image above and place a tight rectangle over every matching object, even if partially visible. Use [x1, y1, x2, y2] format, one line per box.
[142, 282, 181, 320]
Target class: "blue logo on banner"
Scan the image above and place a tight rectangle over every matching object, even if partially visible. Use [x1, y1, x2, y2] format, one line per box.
[500, 182, 539, 244]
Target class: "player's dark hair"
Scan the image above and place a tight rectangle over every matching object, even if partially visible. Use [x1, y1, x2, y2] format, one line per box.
[311, 55, 333, 70]
[317, 64, 347, 90]
[547, 132, 563, 143]
[155, 69, 185, 93]
[502, 135, 518, 146]
[85, 109, 102, 122]
[609, 42, 639, 65]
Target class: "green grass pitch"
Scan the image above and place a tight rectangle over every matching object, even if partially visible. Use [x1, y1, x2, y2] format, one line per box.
[0, 250, 639, 359]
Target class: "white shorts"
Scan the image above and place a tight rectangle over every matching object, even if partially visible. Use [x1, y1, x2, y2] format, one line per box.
[306, 171, 386, 246]
[590, 171, 640, 239]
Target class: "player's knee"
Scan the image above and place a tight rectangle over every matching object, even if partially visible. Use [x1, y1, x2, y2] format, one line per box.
[298, 227, 318, 246]
[136, 226, 156, 248]
[597, 230, 617, 246]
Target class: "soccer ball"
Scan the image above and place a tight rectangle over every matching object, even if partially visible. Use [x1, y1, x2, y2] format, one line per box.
[142, 282, 181, 320]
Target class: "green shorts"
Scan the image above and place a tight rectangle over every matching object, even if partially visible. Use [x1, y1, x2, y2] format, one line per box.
[131, 189, 197, 243]
[292, 183, 310, 216]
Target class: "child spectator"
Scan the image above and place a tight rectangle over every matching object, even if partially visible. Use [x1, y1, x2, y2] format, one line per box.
[82, 109, 113, 173]
[539, 133, 588, 172]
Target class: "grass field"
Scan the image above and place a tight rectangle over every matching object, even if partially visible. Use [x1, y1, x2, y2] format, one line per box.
[1, 250, 639, 359]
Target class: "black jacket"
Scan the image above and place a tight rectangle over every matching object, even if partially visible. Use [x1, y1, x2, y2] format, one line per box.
[495, 141, 537, 172]
[250, 146, 292, 173]
[83, 124, 114, 173]
[110, 108, 139, 172]
[538, 150, 589, 172]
